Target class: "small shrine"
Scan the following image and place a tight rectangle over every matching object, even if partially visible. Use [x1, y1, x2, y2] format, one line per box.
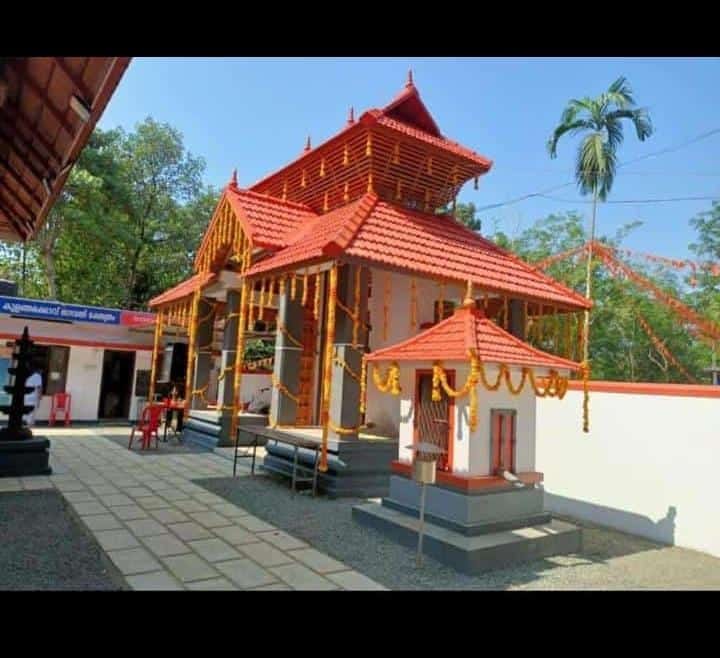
[0, 327, 52, 477]
[353, 295, 583, 573]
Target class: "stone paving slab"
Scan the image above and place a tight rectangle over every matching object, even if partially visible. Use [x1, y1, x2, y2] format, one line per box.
[287, 548, 348, 574]
[149, 508, 190, 524]
[162, 554, 220, 583]
[270, 563, 339, 591]
[211, 524, 258, 546]
[186, 578, 238, 590]
[238, 541, 296, 568]
[187, 538, 241, 563]
[95, 529, 141, 551]
[24, 432, 387, 591]
[107, 547, 163, 576]
[126, 570, 184, 591]
[326, 570, 389, 591]
[214, 558, 277, 589]
[141, 533, 191, 558]
[113, 505, 150, 521]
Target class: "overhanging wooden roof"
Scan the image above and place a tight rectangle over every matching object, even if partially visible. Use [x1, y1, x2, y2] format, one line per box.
[0, 57, 131, 242]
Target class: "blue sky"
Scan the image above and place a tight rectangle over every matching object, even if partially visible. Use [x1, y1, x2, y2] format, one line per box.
[99, 57, 720, 260]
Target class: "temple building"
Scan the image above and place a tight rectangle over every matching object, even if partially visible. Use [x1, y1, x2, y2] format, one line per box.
[148, 73, 591, 498]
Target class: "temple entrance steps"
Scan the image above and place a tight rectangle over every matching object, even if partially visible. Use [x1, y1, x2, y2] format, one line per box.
[236, 426, 398, 498]
[353, 503, 581, 575]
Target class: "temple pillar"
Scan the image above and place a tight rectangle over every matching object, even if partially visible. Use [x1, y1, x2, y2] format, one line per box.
[191, 298, 215, 410]
[328, 264, 369, 441]
[269, 280, 305, 425]
[509, 299, 526, 340]
[217, 290, 240, 439]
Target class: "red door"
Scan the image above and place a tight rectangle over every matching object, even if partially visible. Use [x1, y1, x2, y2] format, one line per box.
[491, 410, 516, 474]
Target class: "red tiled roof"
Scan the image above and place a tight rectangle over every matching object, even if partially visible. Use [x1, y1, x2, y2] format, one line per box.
[249, 82, 492, 192]
[366, 305, 581, 372]
[245, 193, 591, 310]
[148, 271, 217, 308]
[225, 186, 316, 250]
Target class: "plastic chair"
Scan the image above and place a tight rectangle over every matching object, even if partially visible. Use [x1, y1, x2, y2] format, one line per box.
[128, 404, 164, 450]
[49, 392, 72, 426]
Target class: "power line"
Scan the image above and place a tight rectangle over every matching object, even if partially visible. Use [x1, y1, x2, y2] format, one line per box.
[476, 127, 720, 213]
[538, 193, 719, 205]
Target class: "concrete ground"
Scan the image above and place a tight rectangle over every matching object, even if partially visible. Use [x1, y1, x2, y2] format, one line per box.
[1, 426, 718, 590]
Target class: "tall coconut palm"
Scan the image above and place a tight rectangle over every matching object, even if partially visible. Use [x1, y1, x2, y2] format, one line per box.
[547, 76, 653, 366]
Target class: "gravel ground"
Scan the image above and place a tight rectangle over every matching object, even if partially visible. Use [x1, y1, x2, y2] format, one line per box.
[197, 474, 720, 590]
[0, 490, 124, 590]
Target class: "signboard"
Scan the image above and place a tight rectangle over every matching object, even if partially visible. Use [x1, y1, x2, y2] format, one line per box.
[0, 296, 155, 327]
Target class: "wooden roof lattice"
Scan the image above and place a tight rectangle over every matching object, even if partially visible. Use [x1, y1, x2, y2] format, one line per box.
[0, 57, 131, 242]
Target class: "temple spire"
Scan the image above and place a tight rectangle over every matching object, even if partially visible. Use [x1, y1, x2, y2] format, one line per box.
[347, 106, 355, 125]
[304, 136, 312, 153]
[406, 69, 414, 88]
[230, 169, 238, 187]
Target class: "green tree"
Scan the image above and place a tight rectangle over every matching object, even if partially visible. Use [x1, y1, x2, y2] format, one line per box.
[454, 202, 482, 232]
[547, 76, 653, 365]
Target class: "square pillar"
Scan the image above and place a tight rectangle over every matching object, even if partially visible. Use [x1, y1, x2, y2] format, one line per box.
[217, 290, 240, 440]
[191, 298, 215, 410]
[509, 299, 526, 340]
[328, 264, 369, 440]
[269, 281, 305, 425]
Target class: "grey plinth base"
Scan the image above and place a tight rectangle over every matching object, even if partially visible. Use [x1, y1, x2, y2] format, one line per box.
[182, 411, 267, 450]
[384, 475, 549, 536]
[352, 502, 582, 575]
[0, 437, 52, 477]
[250, 427, 397, 498]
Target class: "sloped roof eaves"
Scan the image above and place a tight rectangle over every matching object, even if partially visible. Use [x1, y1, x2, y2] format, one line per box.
[148, 272, 216, 308]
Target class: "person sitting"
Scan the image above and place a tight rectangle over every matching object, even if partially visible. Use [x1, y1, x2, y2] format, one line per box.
[23, 361, 43, 428]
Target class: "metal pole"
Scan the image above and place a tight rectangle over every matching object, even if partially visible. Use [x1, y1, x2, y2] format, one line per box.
[416, 481, 427, 568]
[21, 240, 27, 296]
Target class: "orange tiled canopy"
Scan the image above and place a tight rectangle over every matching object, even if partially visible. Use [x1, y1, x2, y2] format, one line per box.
[148, 271, 216, 308]
[365, 305, 581, 372]
[245, 193, 591, 311]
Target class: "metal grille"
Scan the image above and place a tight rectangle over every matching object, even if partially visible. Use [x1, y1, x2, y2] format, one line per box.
[416, 374, 449, 470]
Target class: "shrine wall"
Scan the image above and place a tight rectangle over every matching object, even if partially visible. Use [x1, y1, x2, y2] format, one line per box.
[536, 383, 720, 558]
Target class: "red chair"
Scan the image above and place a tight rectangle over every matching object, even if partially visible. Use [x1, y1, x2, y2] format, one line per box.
[128, 404, 164, 450]
[49, 392, 72, 426]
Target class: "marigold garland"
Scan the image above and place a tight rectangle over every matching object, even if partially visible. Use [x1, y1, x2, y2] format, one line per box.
[353, 266, 362, 346]
[359, 357, 368, 414]
[277, 321, 303, 348]
[383, 273, 391, 341]
[333, 350, 360, 382]
[290, 273, 297, 301]
[301, 270, 309, 307]
[410, 278, 418, 330]
[372, 362, 401, 395]
[314, 271, 322, 319]
[271, 373, 300, 404]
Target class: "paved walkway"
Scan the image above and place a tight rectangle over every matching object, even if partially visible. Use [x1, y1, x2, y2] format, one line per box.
[0, 428, 386, 591]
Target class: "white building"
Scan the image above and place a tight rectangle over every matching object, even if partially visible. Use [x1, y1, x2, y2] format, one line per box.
[0, 295, 156, 423]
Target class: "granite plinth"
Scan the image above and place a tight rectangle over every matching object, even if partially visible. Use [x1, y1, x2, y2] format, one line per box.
[0, 436, 52, 477]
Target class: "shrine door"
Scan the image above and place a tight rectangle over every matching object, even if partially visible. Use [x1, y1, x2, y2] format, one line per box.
[414, 370, 453, 472]
[490, 409, 516, 474]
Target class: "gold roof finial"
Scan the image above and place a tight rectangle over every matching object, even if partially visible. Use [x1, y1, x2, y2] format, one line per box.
[462, 280, 475, 308]
[304, 136, 312, 153]
[347, 106, 355, 125]
[230, 169, 238, 187]
[406, 69, 414, 88]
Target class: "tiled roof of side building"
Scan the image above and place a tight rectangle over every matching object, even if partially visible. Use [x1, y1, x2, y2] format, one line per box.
[366, 305, 581, 372]
[148, 271, 217, 308]
[245, 194, 591, 311]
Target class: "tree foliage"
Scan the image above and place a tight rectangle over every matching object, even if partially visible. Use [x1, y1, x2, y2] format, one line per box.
[489, 210, 715, 383]
[0, 119, 217, 310]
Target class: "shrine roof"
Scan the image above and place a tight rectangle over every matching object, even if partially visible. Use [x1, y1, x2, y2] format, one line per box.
[148, 271, 216, 308]
[244, 193, 592, 311]
[366, 305, 581, 372]
[225, 185, 316, 250]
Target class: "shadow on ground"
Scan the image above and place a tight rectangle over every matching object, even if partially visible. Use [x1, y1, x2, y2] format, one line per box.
[103, 433, 208, 456]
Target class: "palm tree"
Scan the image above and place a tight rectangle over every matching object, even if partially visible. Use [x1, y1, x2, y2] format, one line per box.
[547, 76, 653, 366]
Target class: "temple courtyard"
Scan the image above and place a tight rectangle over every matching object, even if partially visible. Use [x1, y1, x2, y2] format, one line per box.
[1, 426, 719, 591]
